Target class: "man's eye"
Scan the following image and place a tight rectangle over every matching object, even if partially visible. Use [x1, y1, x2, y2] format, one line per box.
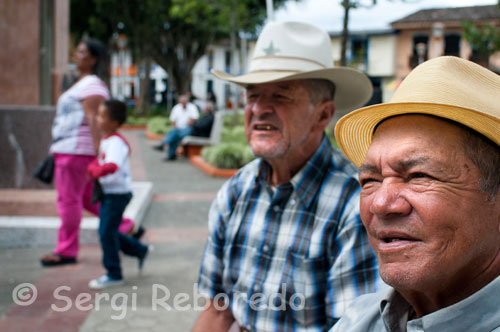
[360, 177, 379, 187]
[274, 94, 290, 100]
[409, 172, 429, 180]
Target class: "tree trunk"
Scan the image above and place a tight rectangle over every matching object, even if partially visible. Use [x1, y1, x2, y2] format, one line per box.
[136, 56, 152, 116]
[340, 0, 350, 67]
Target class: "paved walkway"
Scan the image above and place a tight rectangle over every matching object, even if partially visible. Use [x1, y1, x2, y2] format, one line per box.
[0, 129, 227, 332]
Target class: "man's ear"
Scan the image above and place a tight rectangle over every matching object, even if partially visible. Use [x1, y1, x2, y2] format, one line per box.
[313, 100, 335, 132]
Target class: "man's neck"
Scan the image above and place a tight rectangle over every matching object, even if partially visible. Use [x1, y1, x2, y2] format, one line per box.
[266, 136, 323, 186]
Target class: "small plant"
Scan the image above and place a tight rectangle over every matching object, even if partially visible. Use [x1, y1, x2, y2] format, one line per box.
[202, 143, 255, 169]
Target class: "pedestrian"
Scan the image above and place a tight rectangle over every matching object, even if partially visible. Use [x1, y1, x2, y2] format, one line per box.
[153, 94, 199, 161]
[87, 99, 151, 289]
[193, 21, 382, 332]
[331, 56, 500, 331]
[41, 38, 140, 267]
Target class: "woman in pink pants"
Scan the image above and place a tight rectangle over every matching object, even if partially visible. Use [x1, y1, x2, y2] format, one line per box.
[40, 38, 139, 267]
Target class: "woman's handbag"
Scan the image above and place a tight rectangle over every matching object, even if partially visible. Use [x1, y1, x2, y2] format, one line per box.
[91, 179, 104, 204]
[33, 155, 55, 184]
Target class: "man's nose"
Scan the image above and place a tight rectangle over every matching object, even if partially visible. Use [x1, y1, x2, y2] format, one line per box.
[369, 179, 411, 219]
[249, 95, 274, 117]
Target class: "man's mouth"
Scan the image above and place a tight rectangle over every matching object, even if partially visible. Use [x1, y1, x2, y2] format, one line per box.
[253, 124, 277, 131]
[377, 231, 420, 251]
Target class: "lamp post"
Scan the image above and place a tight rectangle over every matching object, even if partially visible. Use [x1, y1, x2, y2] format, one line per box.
[266, 0, 274, 21]
[117, 34, 127, 100]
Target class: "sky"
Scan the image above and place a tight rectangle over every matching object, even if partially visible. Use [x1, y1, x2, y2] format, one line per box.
[273, 0, 497, 31]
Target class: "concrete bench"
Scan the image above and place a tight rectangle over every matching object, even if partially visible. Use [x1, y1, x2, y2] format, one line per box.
[181, 110, 232, 157]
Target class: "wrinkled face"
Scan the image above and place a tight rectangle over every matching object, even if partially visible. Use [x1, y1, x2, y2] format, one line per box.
[359, 115, 500, 295]
[74, 42, 96, 73]
[96, 104, 118, 136]
[244, 80, 318, 160]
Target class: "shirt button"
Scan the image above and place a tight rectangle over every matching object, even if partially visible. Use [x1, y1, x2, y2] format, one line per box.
[290, 199, 296, 205]
[253, 285, 260, 292]
[273, 205, 280, 212]
[262, 245, 269, 253]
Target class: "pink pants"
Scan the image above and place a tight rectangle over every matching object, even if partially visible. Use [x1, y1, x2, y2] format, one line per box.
[53, 154, 134, 258]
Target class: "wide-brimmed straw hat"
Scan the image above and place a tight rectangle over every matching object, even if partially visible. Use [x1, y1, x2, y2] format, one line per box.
[335, 56, 500, 167]
[211, 21, 373, 113]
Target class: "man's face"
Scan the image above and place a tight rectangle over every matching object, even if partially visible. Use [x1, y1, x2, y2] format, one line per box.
[359, 115, 500, 297]
[180, 96, 188, 107]
[244, 80, 320, 161]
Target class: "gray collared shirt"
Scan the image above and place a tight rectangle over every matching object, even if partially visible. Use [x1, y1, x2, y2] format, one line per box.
[330, 275, 500, 332]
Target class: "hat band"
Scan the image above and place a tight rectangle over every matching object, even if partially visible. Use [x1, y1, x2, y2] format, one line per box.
[249, 56, 328, 73]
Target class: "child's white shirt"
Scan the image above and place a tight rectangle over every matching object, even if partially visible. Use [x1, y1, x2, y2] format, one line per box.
[98, 133, 132, 194]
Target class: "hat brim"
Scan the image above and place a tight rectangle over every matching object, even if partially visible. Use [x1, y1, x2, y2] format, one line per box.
[335, 102, 500, 167]
[212, 67, 373, 114]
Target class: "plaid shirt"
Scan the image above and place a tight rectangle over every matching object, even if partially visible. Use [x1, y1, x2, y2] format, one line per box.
[198, 136, 381, 332]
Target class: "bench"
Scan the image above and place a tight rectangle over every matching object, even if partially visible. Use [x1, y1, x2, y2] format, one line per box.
[180, 110, 232, 158]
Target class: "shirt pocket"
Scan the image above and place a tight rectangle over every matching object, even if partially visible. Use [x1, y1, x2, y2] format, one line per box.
[285, 251, 328, 328]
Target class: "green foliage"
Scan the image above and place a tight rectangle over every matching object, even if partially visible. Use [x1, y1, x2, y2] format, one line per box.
[223, 111, 245, 127]
[462, 20, 500, 56]
[147, 116, 171, 135]
[202, 143, 255, 169]
[221, 126, 247, 144]
[125, 116, 149, 126]
[70, 0, 292, 95]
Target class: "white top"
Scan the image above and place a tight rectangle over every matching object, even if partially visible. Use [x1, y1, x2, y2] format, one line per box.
[169, 102, 199, 129]
[98, 133, 132, 194]
[50, 75, 110, 156]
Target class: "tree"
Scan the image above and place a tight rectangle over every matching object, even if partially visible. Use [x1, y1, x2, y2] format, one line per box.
[339, 0, 419, 66]
[70, 0, 289, 115]
[461, 0, 500, 67]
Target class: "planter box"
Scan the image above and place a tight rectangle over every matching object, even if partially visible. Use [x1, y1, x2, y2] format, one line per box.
[122, 124, 147, 130]
[190, 156, 238, 178]
[145, 129, 165, 140]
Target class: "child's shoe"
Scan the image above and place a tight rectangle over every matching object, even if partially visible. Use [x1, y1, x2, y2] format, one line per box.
[138, 245, 154, 272]
[88, 275, 124, 290]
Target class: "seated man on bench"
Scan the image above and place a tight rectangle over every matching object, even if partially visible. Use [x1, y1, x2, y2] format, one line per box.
[191, 101, 214, 138]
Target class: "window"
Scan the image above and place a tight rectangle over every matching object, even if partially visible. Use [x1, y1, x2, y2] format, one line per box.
[444, 34, 460, 57]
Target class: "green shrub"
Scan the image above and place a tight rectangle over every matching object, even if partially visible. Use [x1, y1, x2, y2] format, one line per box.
[202, 143, 255, 169]
[125, 116, 149, 126]
[147, 116, 171, 135]
[221, 125, 247, 145]
[223, 111, 245, 127]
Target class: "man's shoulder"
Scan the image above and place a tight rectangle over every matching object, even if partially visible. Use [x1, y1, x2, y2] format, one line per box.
[329, 147, 359, 179]
[330, 288, 390, 332]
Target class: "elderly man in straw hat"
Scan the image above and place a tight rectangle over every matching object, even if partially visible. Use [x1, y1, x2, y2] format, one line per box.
[193, 21, 384, 332]
[330, 56, 500, 331]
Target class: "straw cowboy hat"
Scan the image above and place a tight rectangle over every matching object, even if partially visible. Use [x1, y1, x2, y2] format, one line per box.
[211, 21, 373, 114]
[335, 56, 500, 167]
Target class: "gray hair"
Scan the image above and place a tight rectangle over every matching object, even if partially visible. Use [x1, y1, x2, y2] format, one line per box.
[460, 126, 500, 201]
[300, 79, 336, 105]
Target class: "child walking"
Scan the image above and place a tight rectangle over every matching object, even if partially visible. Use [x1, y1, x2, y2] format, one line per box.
[87, 99, 150, 289]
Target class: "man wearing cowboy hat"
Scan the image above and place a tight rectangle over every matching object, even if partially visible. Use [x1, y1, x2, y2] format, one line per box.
[193, 21, 383, 332]
[331, 56, 500, 331]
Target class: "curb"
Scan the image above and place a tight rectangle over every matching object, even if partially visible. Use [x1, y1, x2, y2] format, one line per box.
[0, 181, 153, 248]
[145, 129, 164, 140]
[189, 156, 238, 178]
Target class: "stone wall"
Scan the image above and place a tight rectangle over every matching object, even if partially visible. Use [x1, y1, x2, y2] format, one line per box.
[0, 0, 41, 105]
[0, 106, 56, 189]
